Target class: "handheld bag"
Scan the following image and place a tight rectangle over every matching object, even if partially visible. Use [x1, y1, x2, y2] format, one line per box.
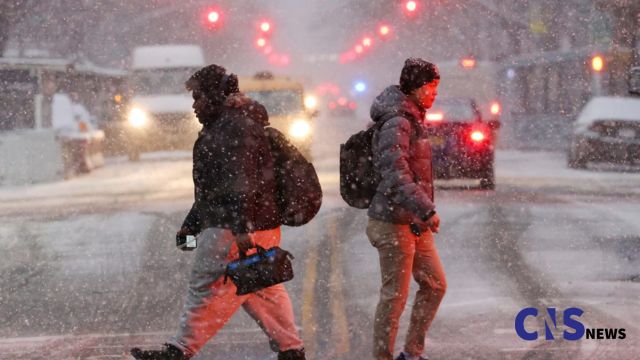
[224, 246, 294, 295]
[266, 127, 322, 226]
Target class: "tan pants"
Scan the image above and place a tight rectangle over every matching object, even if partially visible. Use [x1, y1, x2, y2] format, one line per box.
[170, 227, 303, 357]
[366, 219, 447, 360]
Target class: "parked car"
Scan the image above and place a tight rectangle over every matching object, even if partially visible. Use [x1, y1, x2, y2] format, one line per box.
[424, 97, 500, 189]
[567, 96, 640, 169]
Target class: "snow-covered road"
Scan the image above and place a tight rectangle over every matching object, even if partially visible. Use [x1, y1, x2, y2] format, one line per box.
[1, 119, 639, 359]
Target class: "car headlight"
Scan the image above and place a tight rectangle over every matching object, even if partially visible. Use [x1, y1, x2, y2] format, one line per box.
[304, 95, 318, 110]
[289, 119, 311, 139]
[128, 107, 147, 128]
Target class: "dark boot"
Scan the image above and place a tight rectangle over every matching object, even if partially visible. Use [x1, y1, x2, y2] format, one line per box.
[130, 343, 187, 360]
[278, 348, 306, 360]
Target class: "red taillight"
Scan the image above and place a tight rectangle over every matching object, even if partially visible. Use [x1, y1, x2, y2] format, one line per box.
[348, 101, 357, 110]
[426, 113, 443, 122]
[490, 101, 501, 115]
[470, 130, 486, 142]
[328, 102, 337, 110]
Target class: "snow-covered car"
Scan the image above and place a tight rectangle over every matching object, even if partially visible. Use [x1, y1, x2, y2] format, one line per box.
[567, 96, 640, 169]
[424, 97, 500, 189]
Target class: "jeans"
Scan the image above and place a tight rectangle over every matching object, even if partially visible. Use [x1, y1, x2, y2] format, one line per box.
[169, 227, 303, 357]
[366, 219, 447, 360]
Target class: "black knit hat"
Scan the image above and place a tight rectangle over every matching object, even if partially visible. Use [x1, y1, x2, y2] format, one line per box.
[399, 58, 440, 95]
[185, 64, 239, 104]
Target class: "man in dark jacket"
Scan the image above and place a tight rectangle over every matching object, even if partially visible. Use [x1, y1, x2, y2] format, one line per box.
[367, 58, 446, 360]
[131, 64, 305, 360]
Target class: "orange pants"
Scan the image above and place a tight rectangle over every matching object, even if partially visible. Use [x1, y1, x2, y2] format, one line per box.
[367, 219, 447, 360]
[170, 227, 303, 357]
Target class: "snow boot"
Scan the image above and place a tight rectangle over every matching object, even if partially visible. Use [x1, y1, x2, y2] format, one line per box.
[278, 348, 306, 360]
[130, 343, 187, 360]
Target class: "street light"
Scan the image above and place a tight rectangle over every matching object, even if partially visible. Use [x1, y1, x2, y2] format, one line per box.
[591, 54, 604, 95]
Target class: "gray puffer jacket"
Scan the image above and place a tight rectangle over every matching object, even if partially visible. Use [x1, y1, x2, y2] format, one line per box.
[367, 85, 435, 224]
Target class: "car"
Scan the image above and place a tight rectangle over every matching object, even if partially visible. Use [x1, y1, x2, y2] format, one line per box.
[423, 97, 500, 189]
[326, 96, 357, 118]
[567, 96, 640, 169]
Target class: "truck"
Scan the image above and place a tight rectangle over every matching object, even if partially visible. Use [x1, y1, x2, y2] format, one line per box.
[124, 45, 205, 160]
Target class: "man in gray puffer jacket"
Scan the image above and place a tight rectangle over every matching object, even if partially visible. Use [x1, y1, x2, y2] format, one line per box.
[367, 58, 446, 360]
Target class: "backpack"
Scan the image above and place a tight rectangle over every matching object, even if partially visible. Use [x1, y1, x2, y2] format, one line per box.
[266, 127, 322, 226]
[339, 122, 383, 209]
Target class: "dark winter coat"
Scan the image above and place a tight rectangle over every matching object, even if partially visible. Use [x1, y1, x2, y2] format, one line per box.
[182, 93, 280, 234]
[367, 85, 435, 224]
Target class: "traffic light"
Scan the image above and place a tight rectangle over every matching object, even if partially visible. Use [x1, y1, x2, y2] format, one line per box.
[256, 37, 267, 48]
[260, 21, 272, 34]
[404, 1, 418, 14]
[490, 101, 501, 116]
[591, 55, 604, 73]
[362, 37, 373, 47]
[203, 8, 222, 29]
[379, 24, 391, 38]
[207, 11, 220, 23]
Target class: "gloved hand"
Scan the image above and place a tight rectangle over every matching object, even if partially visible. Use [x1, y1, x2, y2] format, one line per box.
[412, 212, 440, 236]
[425, 212, 440, 233]
[235, 233, 255, 255]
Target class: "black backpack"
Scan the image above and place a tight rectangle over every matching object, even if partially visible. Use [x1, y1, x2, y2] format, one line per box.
[266, 127, 322, 226]
[339, 122, 384, 209]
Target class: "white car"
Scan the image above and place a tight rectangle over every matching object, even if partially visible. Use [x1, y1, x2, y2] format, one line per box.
[567, 96, 640, 168]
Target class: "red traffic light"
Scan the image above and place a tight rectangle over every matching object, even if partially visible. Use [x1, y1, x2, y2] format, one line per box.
[490, 101, 501, 116]
[256, 37, 267, 48]
[362, 37, 373, 47]
[405, 1, 417, 13]
[379, 24, 391, 37]
[207, 11, 220, 23]
[260, 21, 272, 33]
[203, 8, 222, 29]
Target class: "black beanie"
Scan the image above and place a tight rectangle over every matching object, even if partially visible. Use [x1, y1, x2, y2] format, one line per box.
[399, 58, 440, 95]
[185, 64, 239, 104]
